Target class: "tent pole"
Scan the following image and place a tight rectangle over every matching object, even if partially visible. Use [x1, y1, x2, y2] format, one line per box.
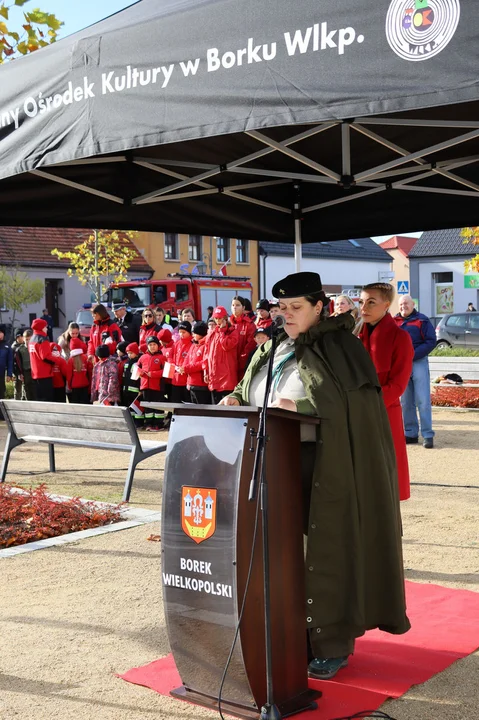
[293, 183, 302, 272]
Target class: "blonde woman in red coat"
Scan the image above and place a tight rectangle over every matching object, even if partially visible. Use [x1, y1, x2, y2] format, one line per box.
[359, 283, 414, 501]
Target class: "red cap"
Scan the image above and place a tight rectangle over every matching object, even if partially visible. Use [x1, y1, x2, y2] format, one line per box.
[212, 306, 228, 319]
[70, 338, 85, 352]
[158, 328, 172, 343]
[126, 342, 140, 355]
[32, 318, 48, 333]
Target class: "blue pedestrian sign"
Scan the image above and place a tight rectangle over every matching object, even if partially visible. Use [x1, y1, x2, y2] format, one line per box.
[397, 281, 409, 295]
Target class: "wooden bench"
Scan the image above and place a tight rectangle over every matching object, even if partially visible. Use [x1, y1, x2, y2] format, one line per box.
[0, 400, 167, 502]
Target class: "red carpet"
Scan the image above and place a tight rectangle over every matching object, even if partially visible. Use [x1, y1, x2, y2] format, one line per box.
[119, 582, 479, 719]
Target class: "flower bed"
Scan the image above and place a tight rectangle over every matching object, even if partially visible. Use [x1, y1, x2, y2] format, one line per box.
[431, 384, 479, 408]
[0, 484, 124, 549]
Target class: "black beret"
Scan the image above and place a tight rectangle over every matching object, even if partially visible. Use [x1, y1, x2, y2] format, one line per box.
[95, 345, 110, 359]
[272, 272, 323, 299]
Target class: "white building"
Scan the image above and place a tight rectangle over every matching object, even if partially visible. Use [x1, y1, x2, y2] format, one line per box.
[409, 229, 479, 322]
[0, 226, 153, 337]
[259, 238, 393, 298]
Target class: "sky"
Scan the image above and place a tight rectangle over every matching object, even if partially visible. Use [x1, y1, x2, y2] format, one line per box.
[18, 1, 421, 244]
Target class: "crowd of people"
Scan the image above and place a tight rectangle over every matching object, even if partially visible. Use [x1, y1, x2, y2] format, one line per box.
[1, 296, 283, 432]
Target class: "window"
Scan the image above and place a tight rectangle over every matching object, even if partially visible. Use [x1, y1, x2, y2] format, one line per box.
[236, 239, 249, 264]
[189, 235, 202, 261]
[432, 272, 453, 283]
[469, 315, 479, 329]
[176, 284, 189, 303]
[348, 239, 362, 248]
[164, 233, 179, 260]
[446, 314, 467, 329]
[216, 237, 230, 263]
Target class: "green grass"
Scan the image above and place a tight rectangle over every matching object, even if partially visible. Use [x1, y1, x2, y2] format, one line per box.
[430, 347, 479, 357]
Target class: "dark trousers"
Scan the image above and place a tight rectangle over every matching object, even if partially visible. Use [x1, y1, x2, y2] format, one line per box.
[23, 371, 36, 400]
[190, 386, 211, 405]
[211, 389, 232, 405]
[170, 385, 191, 404]
[143, 388, 165, 426]
[14, 377, 23, 401]
[0, 375, 5, 401]
[53, 386, 66, 403]
[34, 377, 54, 402]
[70, 387, 90, 404]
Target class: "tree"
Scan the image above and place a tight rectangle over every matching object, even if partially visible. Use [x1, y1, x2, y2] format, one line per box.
[51, 230, 140, 303]
[460, 228, 479, 274]
[0, 265, 44, 330]
[0, 0, 62, 63]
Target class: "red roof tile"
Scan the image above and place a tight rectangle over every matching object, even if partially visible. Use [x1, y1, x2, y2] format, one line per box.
[0, 227, 153, 273]
[379, 235, 418, 257]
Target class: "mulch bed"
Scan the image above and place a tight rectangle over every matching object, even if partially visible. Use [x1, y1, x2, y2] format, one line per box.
[431, 381, 479, 408]
[0, 483, 124, 549]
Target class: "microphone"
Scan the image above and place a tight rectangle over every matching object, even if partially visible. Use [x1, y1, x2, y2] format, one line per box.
[271, 314, 286, 332]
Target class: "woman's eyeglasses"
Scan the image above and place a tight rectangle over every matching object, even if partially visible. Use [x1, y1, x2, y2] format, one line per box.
[144, 313, 153, 318]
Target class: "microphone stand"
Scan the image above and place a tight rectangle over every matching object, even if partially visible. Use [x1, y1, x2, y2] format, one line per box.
[248, 319, 282, 720]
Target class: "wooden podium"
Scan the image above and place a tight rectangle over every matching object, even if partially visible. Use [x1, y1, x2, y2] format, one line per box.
[157, 403, 321, 719]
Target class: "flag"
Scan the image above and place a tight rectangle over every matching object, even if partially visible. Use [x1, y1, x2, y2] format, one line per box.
[218, 259, 231, 276]
[129, 396, 145, 418]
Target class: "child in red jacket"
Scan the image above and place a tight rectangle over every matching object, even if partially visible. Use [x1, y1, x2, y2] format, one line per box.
[182, 321, 210, 405]
[67, 337, 92, 404]
[51, 343, 68, 403]
[137, 336, 165, 431]
[171, 321, 192, 404]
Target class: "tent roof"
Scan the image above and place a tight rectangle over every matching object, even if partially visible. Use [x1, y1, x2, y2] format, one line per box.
[0, 0, 478, 243]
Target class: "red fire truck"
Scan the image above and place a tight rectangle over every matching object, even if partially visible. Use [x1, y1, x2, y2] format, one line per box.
[102, 273, 254, 321]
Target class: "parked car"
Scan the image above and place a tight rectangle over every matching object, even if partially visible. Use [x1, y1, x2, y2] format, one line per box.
[435, 312, 479, 349]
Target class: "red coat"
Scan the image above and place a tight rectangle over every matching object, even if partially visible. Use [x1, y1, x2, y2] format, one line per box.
[66, 355, 92, 389]
[172, 336, 192, 387]
[359, 313, 414, 501]
[139, 322, 162, 353]
[256, 317, 272, 330]
[87, 318, 122, 357]
[230, 314, 256, 374]
[205, 324, 238, 392]
[51, 351, 68, 388]
[29, 332, 60, 379]
[137, 351, 164, 392]
[183, 338, 208, 387]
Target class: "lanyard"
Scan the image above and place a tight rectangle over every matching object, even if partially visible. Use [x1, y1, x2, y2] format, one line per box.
[270, 350, 295, 398]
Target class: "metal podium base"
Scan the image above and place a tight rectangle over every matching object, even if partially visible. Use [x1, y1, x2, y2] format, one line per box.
[170, 685, 321, 720]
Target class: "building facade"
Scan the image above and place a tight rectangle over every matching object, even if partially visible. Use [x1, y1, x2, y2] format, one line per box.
[379, 235, 418, 315]
[409, 229, 479, 321]
[0, 227, 153, 336]
[259, 238, 393, 299]
[135, 232, 259, 303]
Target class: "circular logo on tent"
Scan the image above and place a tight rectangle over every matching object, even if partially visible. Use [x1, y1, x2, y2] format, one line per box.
[386, 0, 460, 61]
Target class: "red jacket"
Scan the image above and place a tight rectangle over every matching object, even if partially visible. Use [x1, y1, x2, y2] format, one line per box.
[139, 323, 162, 353]
[66, 355, 92, 390]
[137, 351, 164, 392]
[172, 336, 193, 387]
[256, 317, 272, 330]
[51, 347, 68, 388]
[183, 338, 208, 387]
[205, 324, 238, 392]
[359, 313, 414, 501]
[87, 318, 122, 357]
[230, 314, 256, 374]
[29, 332, 60, 379]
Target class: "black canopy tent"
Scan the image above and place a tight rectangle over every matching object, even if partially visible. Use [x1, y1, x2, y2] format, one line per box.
[1, 0, 479, 267]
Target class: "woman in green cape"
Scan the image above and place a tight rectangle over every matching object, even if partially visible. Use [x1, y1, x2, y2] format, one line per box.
[220, 271, 410, 680]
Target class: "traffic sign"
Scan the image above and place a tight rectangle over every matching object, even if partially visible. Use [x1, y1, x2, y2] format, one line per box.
[397, 281, 409, 294]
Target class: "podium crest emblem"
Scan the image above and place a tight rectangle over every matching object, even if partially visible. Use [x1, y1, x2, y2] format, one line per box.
[181, 487, 217, 544]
